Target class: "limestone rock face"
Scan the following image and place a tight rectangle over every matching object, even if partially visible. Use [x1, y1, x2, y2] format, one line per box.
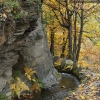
[21, 17, 60, 88]
[0, 0, 60, 98]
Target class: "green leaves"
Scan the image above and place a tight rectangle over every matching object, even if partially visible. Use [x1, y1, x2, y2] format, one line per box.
[0, 93, 7, 100]
[5, 0, 23, 19]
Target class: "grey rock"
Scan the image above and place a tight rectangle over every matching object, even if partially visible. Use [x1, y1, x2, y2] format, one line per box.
[21, 17, 60, 88]
[61, 58, 66, 68]
[0, 0, 60, 98]
[61, 58, 73, 69]
[66, 59, 73, 65]
[53, 56, 60, 63]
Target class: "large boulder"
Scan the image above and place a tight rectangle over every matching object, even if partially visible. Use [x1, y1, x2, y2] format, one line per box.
[0, 0, 60, 98]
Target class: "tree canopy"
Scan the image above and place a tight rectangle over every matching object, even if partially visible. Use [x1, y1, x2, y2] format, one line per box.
[42, 0, 100, 69]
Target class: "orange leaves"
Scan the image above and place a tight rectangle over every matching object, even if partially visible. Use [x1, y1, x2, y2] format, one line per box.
[0, 12, 7, 21]
[22, 93, 34, 99]
[31, 83, 38, 91]
[31, 83, 41, 93]
[1, 13, 7, 18]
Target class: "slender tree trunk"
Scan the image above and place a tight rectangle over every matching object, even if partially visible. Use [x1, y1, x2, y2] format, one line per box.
[61, 32, 67, 58]
[73, 13, 77, 61]
[65, 0, 72, 59]
[73, 1, 77, 68]
[50, 30, 55, 56]
[73, 12, 77, 69]
[76, 4, 84, 61]
[68, 15, 72, 59]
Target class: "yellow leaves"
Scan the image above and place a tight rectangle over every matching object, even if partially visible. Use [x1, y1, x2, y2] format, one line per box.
[51, 0, 55, 2]
[80, 95, 85, 100]
[10, 77, 29, 97]
[68, 5, 73, 11]
[26, 74, 31, 80]
[16, 77, 29, 91]
[64, 97, 69, 100]
[54, 58, 62, 66]
[24, 67, 36, 81]
[90, 83, 95, 90]
[88, 99, 94, 100]
[83, 3, 91, 8]
[78, 84, 84, 91]
[73, 69, 100, 99]
[63, 65, 73, 71]
[91, 85, 95, 90]
[10, 83, 16, 91]
[24, 67, 36, 76]
[78, 60, 89, 68]
[10, 67, 38, 98]
[44, 0, 55, 3]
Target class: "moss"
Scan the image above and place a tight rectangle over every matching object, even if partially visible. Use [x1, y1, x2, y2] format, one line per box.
[12, 70, 21, 79]
[53, 71, 61, 80]
[0, 93, 7, 100]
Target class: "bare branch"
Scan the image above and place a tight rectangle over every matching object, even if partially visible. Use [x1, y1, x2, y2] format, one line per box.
[85, 3, 99, 13]
[52, 9, 63, 27]
[56, 0, 66, 7]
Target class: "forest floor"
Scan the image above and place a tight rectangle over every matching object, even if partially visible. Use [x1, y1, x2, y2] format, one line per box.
[64, 67, 100, 100]
[13, 67, 100, 100]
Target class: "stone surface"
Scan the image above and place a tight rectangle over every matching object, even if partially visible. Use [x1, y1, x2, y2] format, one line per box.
[0, 0, 60, 98]
[21, 16, 60, 88]
[61, 58, 73, 69]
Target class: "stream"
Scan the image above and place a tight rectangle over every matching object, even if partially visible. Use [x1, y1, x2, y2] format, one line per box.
[33, 73, 80, 100]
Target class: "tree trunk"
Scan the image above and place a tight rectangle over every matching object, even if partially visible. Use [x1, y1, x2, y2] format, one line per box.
[76, 4, 84, 61]
[73, 13, 77, 61]
[73, 1, 77, 68]
[61, 32, 67, 58]
[50, 30, 55, 56]
[68, 15, 72, 59]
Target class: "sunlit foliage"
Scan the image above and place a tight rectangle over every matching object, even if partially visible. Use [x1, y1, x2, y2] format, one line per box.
[10, 77, 29, 97]
[43, 0, 100, 69]
[10, 67, 42, 98]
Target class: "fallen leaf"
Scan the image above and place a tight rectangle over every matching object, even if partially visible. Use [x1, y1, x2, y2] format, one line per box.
[2, 13, 7, 18]
[80, 95, 85, 99]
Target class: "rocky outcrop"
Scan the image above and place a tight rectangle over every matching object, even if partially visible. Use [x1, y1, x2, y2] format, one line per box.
[0, 0, 60, 98]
